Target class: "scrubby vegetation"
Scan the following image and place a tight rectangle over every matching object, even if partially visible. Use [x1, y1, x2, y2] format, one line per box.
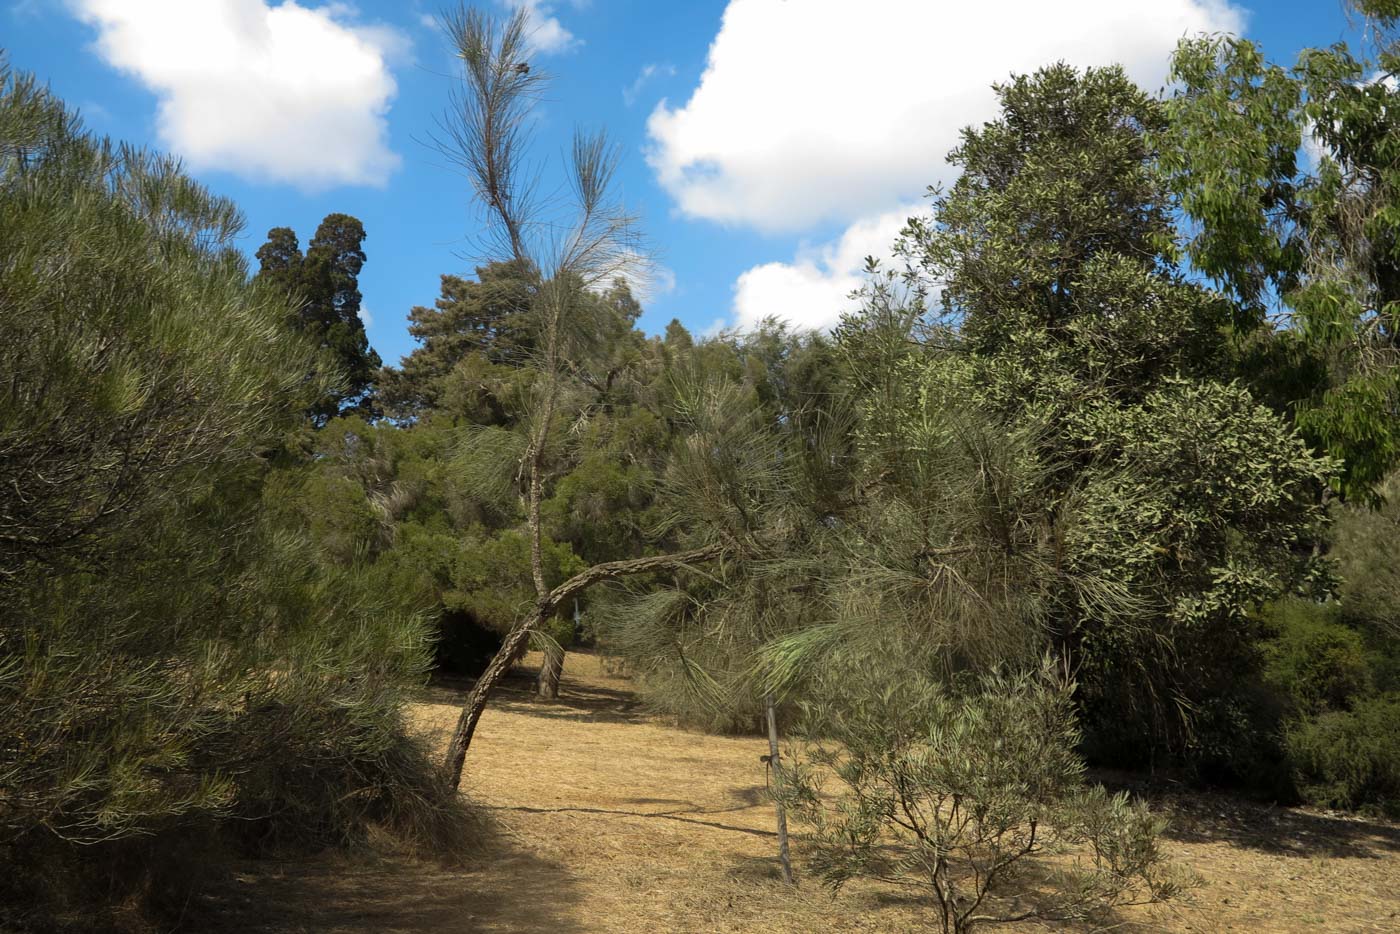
[6, 1, 1400, 929]
[783, 663, 1189, 933]
[0, 63, 465, 930]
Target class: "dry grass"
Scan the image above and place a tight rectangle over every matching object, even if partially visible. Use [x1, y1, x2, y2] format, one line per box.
[185, 651, 1400, 933]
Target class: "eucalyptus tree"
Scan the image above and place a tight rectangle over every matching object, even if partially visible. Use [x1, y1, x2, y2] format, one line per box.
[1151, 8, 1400, 802]
[1161, 20, 1400, 501]
[899, 63, 1334, 768]
[434, 7, 731, 787]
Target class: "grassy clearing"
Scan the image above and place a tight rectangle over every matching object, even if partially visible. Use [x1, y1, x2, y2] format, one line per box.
[184, 652, 1400, 933]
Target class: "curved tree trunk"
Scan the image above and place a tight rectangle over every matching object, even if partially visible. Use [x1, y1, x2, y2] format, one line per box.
[441, 610, 540, 789]
[442, 543, 725, 790]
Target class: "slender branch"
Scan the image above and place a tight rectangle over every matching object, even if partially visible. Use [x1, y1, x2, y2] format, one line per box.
[542, 543, 726, 615]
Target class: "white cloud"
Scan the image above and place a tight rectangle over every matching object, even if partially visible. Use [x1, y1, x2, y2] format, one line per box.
[658, 0, 1245, 331]
[359, 305, 374, 328]
[1302, 71, 1393, 171]
[610, 252, 677, 303]
[624, 63, 676, 107]
[505, 0, 577, 55]
[648, 264, 678, 297]
[701, 316, 730, 339]
[732, 204, 916, 332]
[648, 0, 1244, 233]
[71, 0, 406, 189]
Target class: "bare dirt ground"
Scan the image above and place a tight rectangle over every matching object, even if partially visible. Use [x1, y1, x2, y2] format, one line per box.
[190, 652, 1400, 933]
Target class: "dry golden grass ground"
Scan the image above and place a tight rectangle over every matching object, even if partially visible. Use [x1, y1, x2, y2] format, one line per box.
[189, 652, 1400, 933]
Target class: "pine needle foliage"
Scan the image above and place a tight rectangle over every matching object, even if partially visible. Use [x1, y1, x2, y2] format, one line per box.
[0, 61, 467, 923]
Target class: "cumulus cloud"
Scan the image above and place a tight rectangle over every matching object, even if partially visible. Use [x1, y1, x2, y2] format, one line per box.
[732, 204, 916, 332]
[655, 0, 1244, 330]
[505, 0, 577, 55]
[647, 264, 679, 298]
[71, 0, 406, 189]
[649, 0, 1243, 232]
[609, 252, 677, 303]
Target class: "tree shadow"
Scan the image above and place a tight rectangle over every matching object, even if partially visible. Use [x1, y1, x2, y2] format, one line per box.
[1087, 769, 1400, 861]
[418, 663, 653, 726]
[750, 839, 1177, 931]
[1155, 790, 1400, 860]
[619, 786, 766, 812]
[415, 667, 532, 707]
[721, 852, 794, 885]
[479, 802, 777, 839]
[492, 680, 653, 725]
[183, 835, 580, 933]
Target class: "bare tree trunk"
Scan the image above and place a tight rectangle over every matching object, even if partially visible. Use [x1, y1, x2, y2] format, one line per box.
[1312, 487, 1333, 559]
[535, 641, 564, 699]
[441, 609, 540, 789]
[525, 388, 554, 599]
[536, 599, 578, 699]
[442, 544, 726, 790]
[765, 693, 795, 885]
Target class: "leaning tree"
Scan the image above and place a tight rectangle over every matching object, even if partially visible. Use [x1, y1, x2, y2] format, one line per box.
[434, 6, 735, 788]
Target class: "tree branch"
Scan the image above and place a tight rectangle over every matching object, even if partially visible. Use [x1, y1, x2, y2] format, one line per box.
[540, 543, 727, 614]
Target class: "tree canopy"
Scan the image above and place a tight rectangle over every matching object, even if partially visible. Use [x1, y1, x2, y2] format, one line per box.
[9, 5, 1400, 927]
[255, 213, 383, 424]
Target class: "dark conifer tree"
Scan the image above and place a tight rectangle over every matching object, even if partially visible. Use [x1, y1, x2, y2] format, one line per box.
[379, 260, 535, 417]
[255, 213, 382, 424]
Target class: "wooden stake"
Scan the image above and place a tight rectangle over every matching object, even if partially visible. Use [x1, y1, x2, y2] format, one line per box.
[765, 693, 795, 885]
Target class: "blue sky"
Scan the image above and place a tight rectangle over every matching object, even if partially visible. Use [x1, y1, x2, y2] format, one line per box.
[5, 0, 1367, 369]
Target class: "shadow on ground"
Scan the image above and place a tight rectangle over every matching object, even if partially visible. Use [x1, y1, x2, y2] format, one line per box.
[624, 786, 766, 811]
[417, 664, 652, 726]
[183, 836, 579, 934]
[1088, 768, 1400, 861]
[1158, 792, 1400, 860]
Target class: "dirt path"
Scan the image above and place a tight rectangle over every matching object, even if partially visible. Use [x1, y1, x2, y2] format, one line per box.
[191, 652, 1400, 933]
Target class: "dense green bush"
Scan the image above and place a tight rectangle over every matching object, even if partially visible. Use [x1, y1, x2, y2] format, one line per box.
[1261, 599, 1373, 715]
[1286, 693, 1400, 817]
[1, 62, 309, 851]
[1332, 472, 1400, 674]
[1198, 598, 1400, 811]
[1247, 556, 1400, 815]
